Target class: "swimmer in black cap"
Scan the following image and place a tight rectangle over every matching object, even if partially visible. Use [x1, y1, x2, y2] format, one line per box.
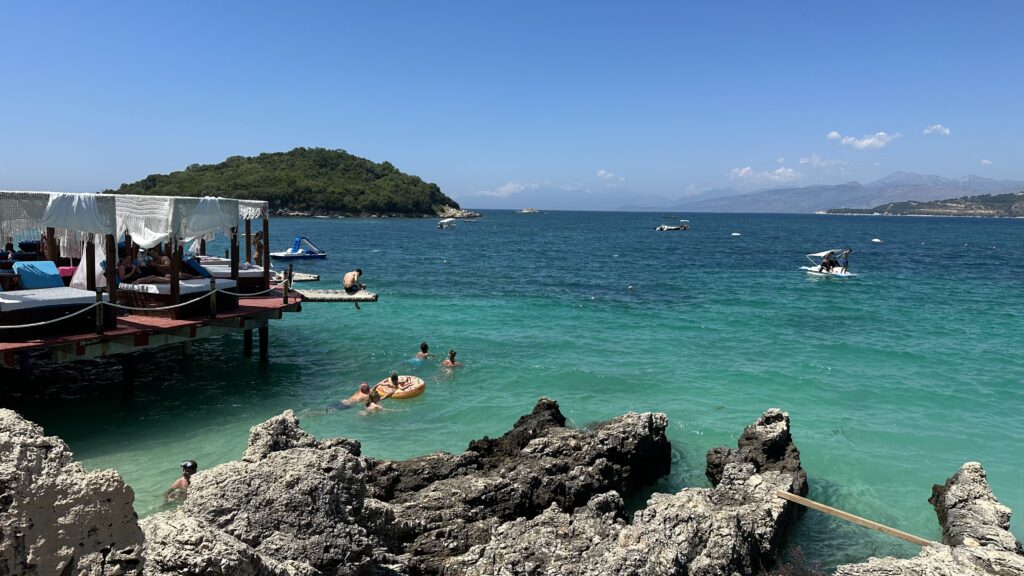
[164, 460, 198, 502]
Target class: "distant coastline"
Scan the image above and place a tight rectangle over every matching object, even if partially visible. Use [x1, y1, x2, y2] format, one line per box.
[825, 191, 1024, 218]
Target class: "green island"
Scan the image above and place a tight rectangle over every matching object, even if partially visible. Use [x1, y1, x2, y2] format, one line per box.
[827, 191, 1024, 217]
[105, 147, 469, 217]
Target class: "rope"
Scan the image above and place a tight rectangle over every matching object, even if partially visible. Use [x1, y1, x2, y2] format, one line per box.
[0, 302, 101, 329]
[213, 281, 289, 297]
[105, 291, 214, 312]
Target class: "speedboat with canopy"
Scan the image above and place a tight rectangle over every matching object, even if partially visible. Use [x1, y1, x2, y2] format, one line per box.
[800, 249, 856, 277]
[656, 219, 689, 231]
[270, 235, 327, 260]
[437, 218, 456, 229]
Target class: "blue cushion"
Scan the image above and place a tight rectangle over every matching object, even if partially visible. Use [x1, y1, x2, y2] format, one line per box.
[13, 261, 64, 289]
[183, 257, 212, 278]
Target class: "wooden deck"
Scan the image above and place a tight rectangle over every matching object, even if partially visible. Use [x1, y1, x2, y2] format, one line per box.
[1, 291, 303, 368]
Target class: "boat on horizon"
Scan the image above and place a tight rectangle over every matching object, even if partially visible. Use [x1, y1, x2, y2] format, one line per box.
[656, 219, 690, 231]
[438, 218, 456, 229]
[270, 235, 328, 260]
[518, 207, 539, 214]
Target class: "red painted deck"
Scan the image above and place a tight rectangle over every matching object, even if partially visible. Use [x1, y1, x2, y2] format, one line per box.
[0, 292, 303, 355]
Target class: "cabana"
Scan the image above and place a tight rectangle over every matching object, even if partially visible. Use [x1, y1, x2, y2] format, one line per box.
[0, 191, 116, 340]
[114, 195, 241, 318]
[197, 199, 272, 293]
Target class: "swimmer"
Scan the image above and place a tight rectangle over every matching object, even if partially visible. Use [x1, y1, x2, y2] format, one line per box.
[416, 341, 432, 360]
[342, 382, 372, 406]
[361, 389, 385, 414]
[164, 460, 198, 502]
[442, 349, 462, 368]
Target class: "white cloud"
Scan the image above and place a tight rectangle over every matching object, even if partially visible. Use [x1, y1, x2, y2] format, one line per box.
[799, 153, 847, 170]
[475, 181, 541, 198]
[827, 130, 902, 150]
[923, 124, 951, 136]
[729, 165, 803, 186]
[596, 169, 615, 180]
[776, 157, 786, 164]
[980, 159, 992, 166]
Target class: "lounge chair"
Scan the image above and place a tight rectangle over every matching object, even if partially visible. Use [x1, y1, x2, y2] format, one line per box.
[1, 262, 113, 341]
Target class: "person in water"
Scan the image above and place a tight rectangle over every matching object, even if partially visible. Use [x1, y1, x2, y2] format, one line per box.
[416, 342, 432, 360]
[839, 249, 851, 274]
[164, 460, 198, 502]
[442, 349, 462, 368]
[362, 389, 384, 413]
[343, 382, 372, 405]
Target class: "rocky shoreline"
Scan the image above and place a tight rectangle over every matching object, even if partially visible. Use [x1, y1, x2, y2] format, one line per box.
[1, 400, 1021, 575]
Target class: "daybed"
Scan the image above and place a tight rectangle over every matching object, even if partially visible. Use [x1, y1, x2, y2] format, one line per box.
[0, 287, 113, 341]
[116, 278, 239, 319]
[202, 264, 269, 293]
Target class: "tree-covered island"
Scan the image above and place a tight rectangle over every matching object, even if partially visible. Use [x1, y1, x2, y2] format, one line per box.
[827, 192, 1024, 217]
[105, 148, 472, 217]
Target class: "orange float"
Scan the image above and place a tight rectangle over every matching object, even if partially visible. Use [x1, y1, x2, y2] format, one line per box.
[374, 375, 426, 399]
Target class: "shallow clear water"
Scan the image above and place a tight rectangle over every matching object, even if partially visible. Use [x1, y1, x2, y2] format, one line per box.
[3, 211, 1022, 569]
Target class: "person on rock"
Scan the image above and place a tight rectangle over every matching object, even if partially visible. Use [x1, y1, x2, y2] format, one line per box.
[164, 460, 198, 502]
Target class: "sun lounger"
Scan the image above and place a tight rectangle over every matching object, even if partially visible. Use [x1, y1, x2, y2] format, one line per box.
[202, 264, 269, 293]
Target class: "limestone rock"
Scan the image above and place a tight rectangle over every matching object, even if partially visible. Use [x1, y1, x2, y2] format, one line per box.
[0, 408, 144, 576]
[835, 462, 1024, 576]
[706, 407, 807, 496]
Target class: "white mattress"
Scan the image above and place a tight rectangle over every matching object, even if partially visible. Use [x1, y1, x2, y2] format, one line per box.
[203, 264, 267, 279]
[0, 287, 109, 312]
[117, 279, 237, 295]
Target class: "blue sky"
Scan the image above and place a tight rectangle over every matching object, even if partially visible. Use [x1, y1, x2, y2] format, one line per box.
[2, 1, 1021, 209]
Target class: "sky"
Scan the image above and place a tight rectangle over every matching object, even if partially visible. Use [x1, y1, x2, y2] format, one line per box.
[1, 1, 1022, 210]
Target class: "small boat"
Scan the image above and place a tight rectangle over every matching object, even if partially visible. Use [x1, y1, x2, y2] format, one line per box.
[656, 219, 689, 231]
[270, 235, 327, 260]
[800, 249, 856, 277]
[731, 232, 742, 237]
[518, 207, 539, 214]
[438, 218, 456, 229]
[374, 375, 426, 399]
[871, 238, 883, 244]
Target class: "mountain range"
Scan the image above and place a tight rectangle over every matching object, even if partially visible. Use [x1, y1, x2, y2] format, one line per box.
[650, 172, 1024, 214]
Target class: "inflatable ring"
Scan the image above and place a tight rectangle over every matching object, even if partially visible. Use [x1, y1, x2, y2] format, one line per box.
[374, 375, 426, 399]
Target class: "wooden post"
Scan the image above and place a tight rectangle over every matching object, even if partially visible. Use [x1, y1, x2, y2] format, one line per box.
[170, 241, 181, 305]
[243, 328, 253, 358]
[94, 292, 104, 335]
[262, 216, 270, 290]
[199, 238, 206, 256]
[209, 278, 217, 318]
[244, 219, 252, 263]
[258, 323, 269, 364]
[775, 491, 936, 547]
[85, 233, 97, 291]
[45, 227, 58, 263]
[104, 234, 117, 304]
[230, 227, 239, 280]
[284, 263, 292, 304]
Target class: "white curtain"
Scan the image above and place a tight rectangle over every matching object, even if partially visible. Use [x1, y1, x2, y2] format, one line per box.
[0, 190, 50, 241]
[238, 199, 268, 221]
[116, 195, 173, 249]
[70, 236, 108, 290]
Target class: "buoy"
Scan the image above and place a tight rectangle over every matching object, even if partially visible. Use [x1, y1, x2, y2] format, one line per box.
[871, 238, 883, 244]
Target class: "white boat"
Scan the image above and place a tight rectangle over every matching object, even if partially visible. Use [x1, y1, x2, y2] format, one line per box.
[270, 236, 327, 260]
[656, 219, 689, 231]
[731, 232, 742, 237]
[518, 207, 539, 214]
[438, 218, 456, 229]
[800, 249, 856, 277]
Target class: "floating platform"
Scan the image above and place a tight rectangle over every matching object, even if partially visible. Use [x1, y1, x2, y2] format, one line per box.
[295, 289, 378, 303]
[272, 271, 319, 283]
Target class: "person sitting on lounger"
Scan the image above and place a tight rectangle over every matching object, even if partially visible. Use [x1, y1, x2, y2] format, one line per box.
[442, 349, 462, 368]
[164, 460, 197, 502]
[143, 248, 198, 279]
[118, 253, 169, 284]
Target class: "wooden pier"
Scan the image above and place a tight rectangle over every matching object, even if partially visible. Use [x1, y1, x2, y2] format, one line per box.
[1, 291, 302, 371]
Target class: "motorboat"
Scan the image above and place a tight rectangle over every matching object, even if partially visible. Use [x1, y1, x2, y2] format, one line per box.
[438, 218, 456, 229]
[270, 235, 327, 260]
[518, 207, 539, 214]
[800, 249, 856, 277]
[656, 219, 689, 231]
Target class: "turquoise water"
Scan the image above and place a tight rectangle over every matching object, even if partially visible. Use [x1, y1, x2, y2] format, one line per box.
[3, 211, 1022, 569]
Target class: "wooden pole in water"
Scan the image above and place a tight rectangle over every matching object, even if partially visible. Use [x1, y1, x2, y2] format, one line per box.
[243, 328, 253, 358]
[775, 491, 936, 547]
[258, 323, 268, 364]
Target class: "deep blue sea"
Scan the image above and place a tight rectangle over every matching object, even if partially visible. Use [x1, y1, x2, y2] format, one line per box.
[5, 210, 1023, 569]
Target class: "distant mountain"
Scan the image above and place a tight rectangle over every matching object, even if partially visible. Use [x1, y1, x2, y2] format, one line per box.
[107, 147, 460, 217]
[671, 172, 1024, 213]
[828, 192, 1024, 217]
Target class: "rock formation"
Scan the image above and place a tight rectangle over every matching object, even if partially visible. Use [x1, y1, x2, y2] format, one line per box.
[445, 407, 808, 575]
[0, 408, 144, 575]
[835, 462, 1024, 575]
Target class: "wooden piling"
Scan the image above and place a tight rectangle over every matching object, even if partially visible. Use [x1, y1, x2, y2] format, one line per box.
[230, 226, 239, 280]
[258, 323, 269, 364]
[104, 234, 117, 304]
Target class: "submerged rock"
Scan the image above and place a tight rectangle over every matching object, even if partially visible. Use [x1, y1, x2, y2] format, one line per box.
[835, 462, 1024, 575]
[0, 408, 144, 576]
